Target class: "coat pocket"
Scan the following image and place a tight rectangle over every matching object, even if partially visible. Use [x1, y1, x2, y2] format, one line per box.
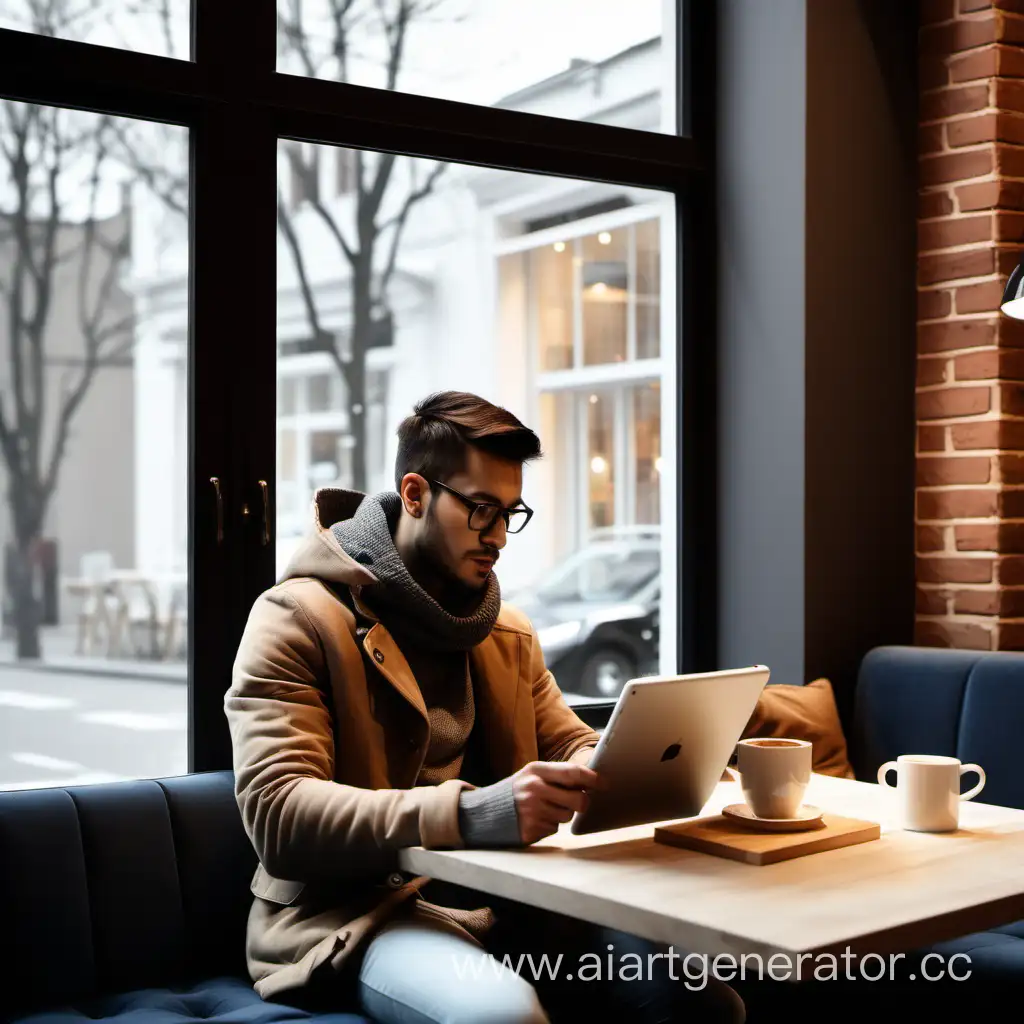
[250, 864, 306, 906]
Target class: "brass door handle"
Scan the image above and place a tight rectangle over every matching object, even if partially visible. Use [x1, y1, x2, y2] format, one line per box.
[258, 480, 270, 546]
[210, 477, 224, 544]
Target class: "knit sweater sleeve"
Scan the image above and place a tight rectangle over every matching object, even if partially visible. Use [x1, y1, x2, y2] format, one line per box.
[457, 777, 522, 848]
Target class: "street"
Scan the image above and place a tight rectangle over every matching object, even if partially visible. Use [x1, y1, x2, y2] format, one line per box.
[0, 669, 187, 790]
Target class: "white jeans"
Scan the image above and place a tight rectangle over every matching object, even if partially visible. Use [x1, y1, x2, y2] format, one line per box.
[354, 899, 745, 1024]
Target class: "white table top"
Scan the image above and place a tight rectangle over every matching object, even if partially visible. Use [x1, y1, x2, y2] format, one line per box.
[399, 773, 1024, 960]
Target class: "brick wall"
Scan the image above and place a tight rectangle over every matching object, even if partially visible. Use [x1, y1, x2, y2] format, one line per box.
[917, 0, 1024, 649]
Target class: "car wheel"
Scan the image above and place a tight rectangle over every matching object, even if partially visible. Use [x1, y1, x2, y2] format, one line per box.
[580, 649, 635, 699]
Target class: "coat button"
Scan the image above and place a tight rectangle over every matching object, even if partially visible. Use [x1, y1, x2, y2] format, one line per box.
[387, 872, 405, 889]
[373, 649, 384, 664]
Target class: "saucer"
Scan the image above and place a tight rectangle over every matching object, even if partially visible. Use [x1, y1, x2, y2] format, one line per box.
[722, 803, 825, 832]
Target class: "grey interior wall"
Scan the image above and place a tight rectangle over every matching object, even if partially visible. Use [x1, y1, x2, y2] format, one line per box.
[717, 0, 808, 688]
[717, 0, 917, 720]
[804, 0, 917, 721]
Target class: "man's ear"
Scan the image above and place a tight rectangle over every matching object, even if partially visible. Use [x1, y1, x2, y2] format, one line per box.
[399, 473, 429, 518]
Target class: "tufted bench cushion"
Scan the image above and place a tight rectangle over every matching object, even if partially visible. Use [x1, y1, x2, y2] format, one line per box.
[0, 771, 374, 1024]
[9, 978, 369, 1024]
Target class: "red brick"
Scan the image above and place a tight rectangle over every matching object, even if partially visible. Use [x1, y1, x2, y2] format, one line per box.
[955, 180, 1024, 211]
[919, 215, 992, 250]
[998, 452, 1024, 479]
[952, 43, 1024, 82]
[994, 143, 1024, 176]
[953, 588, 1001, 614]
[994, 210, 1024, 238]
[997, 588, 1024, 615]
[956, 588, 1024, 616]
[955, 348, 1024, 380]
[954, 523, 1024, 550]
[917, 555, 995, 582]
[915, 620, 994, 649]
[918, 525, 948, 551]
[919, 319, 997, 353]
[951, 111, 1024, 146]
[951, 420, 1001, 447]
[1001, 488, 1024, 515]
[918, 357, 949, 386]
[998, 246, 1023, 276]
[956, 280, 1004, 313]
[1001, 383, 1024, 413]
[998, 621, 1024, 649]
[954, 349, 998, 378]
[919, 247, 994, 284]
[921, 149, 994, 186]
[919, 288, 953, 320]
[948, 112, 996, 146]
[917, 587, 951, 615]
[920, 190, 956, 220]
[998, 315, 1024, 347]
[923, 15, 1002, 57]
[917, 386, 993, 418]
[919, 424, 948, 451]
[994, 74, 1024, 109]
[921, 85, 989, 122]
[917, 456, 993, 485]
[918, 488, 999, 518]
[997, 554, 1024, 582]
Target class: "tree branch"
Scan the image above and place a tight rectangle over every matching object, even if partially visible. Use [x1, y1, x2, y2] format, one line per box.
[376, 160, 445, 305]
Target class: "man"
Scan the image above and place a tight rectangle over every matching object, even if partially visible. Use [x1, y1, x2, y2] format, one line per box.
[226, 391, 745, 1024]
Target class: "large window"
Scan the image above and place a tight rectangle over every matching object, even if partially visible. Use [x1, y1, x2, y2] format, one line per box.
[0, 2, 710, 780]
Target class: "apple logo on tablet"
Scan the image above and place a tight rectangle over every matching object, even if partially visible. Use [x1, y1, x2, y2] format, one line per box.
[660, 742, 682, 762]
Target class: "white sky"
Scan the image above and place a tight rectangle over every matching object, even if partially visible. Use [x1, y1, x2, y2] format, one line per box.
[0, 1, 663, 103]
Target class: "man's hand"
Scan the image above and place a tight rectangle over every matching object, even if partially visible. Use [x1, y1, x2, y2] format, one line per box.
[511, 760, 608, 845]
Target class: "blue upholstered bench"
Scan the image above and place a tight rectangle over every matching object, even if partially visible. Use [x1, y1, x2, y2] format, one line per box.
[850, 645, 1024, 982]
[0, 771, 373, 1024]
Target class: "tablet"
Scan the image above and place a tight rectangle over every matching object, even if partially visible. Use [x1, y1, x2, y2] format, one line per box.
[570, 665, 770, 834]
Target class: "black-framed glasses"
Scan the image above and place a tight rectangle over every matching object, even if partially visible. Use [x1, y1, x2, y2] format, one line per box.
[430, 480, 534, 534]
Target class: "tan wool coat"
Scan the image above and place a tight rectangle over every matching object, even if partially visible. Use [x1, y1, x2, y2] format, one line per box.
[224, 489, 600, 1000]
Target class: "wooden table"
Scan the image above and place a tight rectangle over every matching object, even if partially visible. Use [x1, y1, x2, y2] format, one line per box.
[399, 773, 1024, 962]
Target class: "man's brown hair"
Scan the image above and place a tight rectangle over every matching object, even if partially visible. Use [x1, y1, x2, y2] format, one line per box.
[394, 391, 542, 491]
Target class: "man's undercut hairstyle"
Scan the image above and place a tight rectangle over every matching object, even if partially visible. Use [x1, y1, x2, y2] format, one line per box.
[395, 391, 543, 491]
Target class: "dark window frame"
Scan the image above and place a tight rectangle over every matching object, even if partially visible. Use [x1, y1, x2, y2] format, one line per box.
[0, 0, 716, 757]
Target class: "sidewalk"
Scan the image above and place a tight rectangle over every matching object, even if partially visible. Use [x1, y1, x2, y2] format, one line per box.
[0, 625, 186, 683]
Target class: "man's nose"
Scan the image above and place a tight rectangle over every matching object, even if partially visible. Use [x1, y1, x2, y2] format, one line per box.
[481, 515, 507, 549]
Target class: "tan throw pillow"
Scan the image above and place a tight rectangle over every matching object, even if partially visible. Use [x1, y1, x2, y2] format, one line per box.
[738, 678, 855, 779]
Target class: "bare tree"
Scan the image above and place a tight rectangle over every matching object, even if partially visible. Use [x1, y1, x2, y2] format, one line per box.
[0, 77, 134, 657]
[276, 0, 448, 491]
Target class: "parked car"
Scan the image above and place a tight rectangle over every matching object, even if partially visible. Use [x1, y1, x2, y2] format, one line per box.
[508, 527, 661, 699]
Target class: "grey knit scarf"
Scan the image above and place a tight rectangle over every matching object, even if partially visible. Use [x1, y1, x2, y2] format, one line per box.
[331, 491, 500, 652]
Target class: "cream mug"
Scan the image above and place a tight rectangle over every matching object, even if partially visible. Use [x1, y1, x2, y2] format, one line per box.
[876, 754, 986, 832]
[730, 738, 812, 819]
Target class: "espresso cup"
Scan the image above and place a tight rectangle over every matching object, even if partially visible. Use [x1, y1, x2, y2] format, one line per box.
[733, 738, 812, 819]
[876, 754, 985, 832]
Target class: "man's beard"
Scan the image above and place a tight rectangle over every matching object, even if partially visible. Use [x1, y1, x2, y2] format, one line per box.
[407, 510, 488, 614]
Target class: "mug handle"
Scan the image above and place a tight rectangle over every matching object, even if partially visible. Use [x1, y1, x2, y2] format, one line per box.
[877, 761, 898, 788]
[959, 763, 986, 801]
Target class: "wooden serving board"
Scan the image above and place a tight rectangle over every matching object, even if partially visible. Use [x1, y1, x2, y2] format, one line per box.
[653, 812, 881, 865]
